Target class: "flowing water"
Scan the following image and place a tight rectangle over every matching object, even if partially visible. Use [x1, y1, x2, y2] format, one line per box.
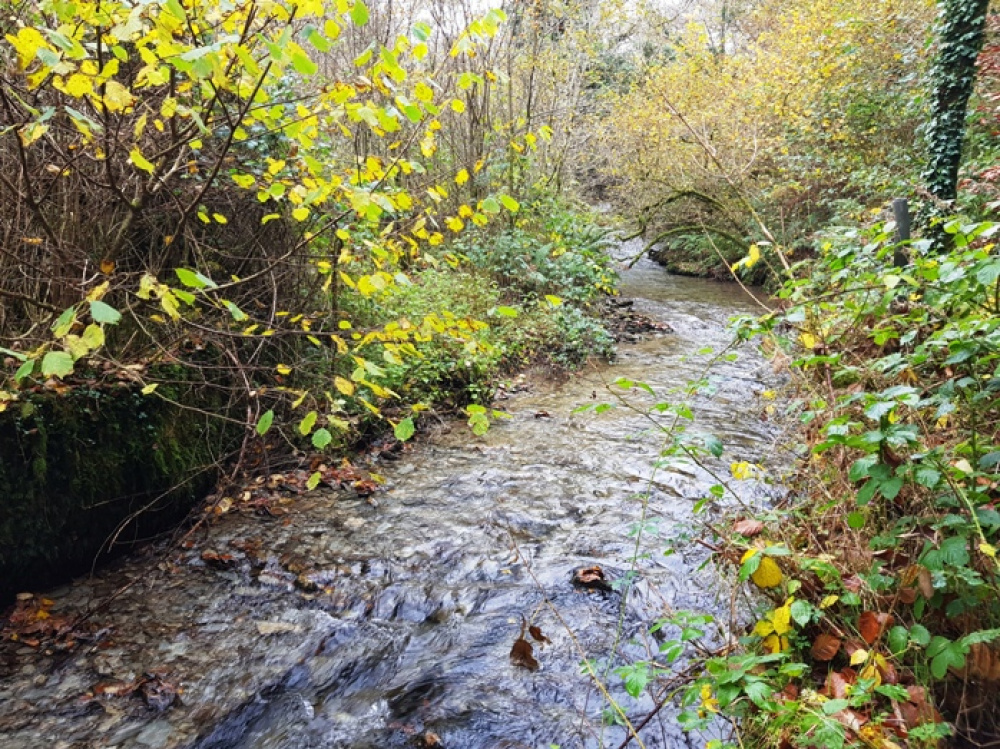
[0, 242, 784, 749]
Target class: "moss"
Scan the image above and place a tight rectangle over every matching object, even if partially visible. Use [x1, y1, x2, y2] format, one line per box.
[0, 380, 241, 603]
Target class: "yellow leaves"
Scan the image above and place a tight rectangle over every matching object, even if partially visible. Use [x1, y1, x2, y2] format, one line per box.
[7, 27, 49, 69]
[455, 169, 470, 185]
[731, 244, 762, 272]
[129, 147, 155, 174]
[698, 684, 720, 715]
[19, 122, 48, 148]
[62, 73, 94, 98]
[763, 634, 790, 654]
[450, 98, 466, 113]
[730, 461, 761, 480]
[800, 332, 818, 349]
[276, 364, 292, 375]
[414, 81, 433, 102]
[101, 79, 134, 112]
[420, 131, 437, 158]
[741, 548, 783, 588]
[446, 216, 464, 233]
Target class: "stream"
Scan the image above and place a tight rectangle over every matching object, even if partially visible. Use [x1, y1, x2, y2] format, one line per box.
[0, 242, 783, 749]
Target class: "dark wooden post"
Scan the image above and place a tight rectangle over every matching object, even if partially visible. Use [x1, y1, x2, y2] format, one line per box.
[892, 198, 910, 268]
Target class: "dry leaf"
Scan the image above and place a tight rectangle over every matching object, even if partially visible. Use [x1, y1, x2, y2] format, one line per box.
[858, 611, 894, 644]
[843, 574, 864, 593]
[917, 567, 934, 599]
[826, 670, 850, 699]
[573, 566, 612, 591]
[811, 633, 842, 661]
[510, 637, 539, 671]
[528, 625, 551, 644]
[733, 518, 764, 537]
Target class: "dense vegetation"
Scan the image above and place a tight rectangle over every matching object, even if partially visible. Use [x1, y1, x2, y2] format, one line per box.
[2, 0, 1000, 746]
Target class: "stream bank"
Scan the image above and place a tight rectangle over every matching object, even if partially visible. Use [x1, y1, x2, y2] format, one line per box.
[0, 243, 781, 749]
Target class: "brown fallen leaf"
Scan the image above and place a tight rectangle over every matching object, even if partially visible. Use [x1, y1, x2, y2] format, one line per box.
[825, 670, 850, 699]
[842, 574, 864, 593]
[510, 637, 539, 671]
[733, 518, 764, 537]
[572, 566, 612, 592]
[858, 611, 894, 644]
[917, 567, 934, 599]
[898, 685, 943, 727]
[960, 641, 1000, 682]
[511, 616, 540, 671]
[811, 633, 842, 661]
[528, 625, 551, 645]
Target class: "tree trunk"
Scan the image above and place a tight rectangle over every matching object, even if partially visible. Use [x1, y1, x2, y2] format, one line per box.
[922, 0, 991, 202]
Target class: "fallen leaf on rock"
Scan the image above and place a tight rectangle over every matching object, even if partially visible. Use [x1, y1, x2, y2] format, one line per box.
[811, 633, 842, 661]
[733, 518, 764, 537]
[510, 637, 539, 671]
[201, 550, 237, 569]
[528, 625, 551, 644]
[572, 566, 612, 592]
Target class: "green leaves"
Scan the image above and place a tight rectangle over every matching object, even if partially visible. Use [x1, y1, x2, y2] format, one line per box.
[41, 351, 74, 378]
[312, 428, 332, 449]
[175, 267, 217, 289]
[256, 409, 274, 435]
[89, 300, 121, 325]
[350, 0, 369, 27]
[394, 417, 415, 441]
[927, 636, 967, 679]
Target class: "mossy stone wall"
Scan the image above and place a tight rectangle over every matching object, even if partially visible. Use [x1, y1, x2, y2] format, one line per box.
[0, 383, 240, 603]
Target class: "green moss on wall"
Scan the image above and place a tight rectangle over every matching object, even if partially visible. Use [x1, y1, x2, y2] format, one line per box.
[0, 381, 240, 602]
